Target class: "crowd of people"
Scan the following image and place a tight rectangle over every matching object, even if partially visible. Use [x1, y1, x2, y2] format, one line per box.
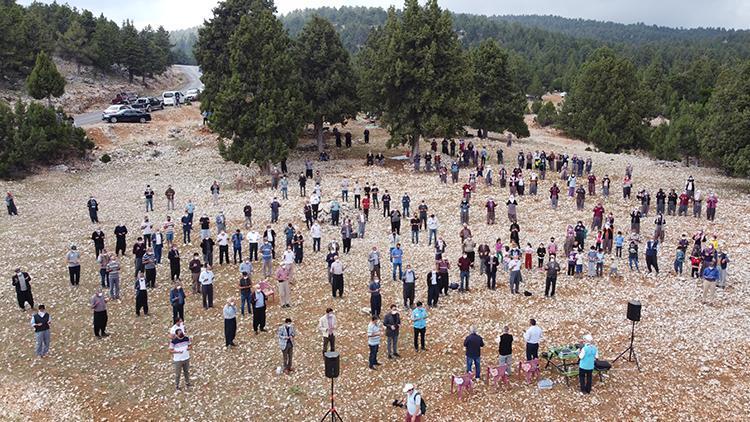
[6, 133, 733, 415]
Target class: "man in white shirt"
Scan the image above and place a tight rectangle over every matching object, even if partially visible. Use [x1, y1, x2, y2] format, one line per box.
[169, 318, 186, 339]
[310, 193, 321, 220]
[368, 247, 381, 281]
[169, 328, 192, 391]
[247, 230, 260, 261]
[199, 265, 214, 309]
[426, 215, 439, 245]
[318, 308, 337, 353]
[217, 230, 229, 265]
[367, 315, 382, 369]
[523, 318, 543, 360]
[403, 383, 423, 421]
[330, 256, 345, 298]
[311, 221, 322, 252]
[509, 257, 522, 294]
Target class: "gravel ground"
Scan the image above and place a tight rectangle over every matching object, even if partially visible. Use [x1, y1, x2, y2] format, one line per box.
[1, 108, 749, 421]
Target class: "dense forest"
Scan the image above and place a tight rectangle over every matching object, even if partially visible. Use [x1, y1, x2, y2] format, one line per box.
[0, 0, 174, 84]
[170, 27, 199, 65]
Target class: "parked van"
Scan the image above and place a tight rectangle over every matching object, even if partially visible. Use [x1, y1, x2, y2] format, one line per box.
[162, 91, 183, 106]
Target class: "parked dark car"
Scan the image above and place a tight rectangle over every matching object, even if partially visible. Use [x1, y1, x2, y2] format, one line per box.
[131, 97, 164, 112]
[111, 92, 139, 105]
[102, 109, 151, 123]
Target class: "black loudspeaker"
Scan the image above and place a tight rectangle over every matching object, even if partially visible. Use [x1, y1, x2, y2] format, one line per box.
[324, 351, 340, 379]
[627, 300, 642, 322]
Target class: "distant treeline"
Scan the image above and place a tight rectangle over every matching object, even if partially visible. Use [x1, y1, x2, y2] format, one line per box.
[1, 0, 174, 83]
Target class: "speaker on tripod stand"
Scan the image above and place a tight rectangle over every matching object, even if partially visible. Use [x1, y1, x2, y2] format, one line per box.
[321, 352, 343, 422]
[613, 300, 642, 371]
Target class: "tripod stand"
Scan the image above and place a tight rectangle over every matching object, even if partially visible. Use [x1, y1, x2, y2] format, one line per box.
[613, 320, 641, 372]
[320, 377, 343, 422]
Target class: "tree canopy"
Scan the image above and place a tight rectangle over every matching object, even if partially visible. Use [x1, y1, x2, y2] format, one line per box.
[26, 51, 66, 106]
[295, 15, 358, 153]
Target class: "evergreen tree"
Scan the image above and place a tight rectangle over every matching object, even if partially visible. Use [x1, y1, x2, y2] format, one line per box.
[57, 20, 91, 73]
[701, 61, 750, 176]
[469, 39, 528, 138]
[527, 74, 544, 97]
[561, 47, 646, 152]
[195, 0, 260, 111]
[535, 101, 558, 127]
[369, 0, 472, 154]
[90, 16, 120, 71]
[212, 0, 305, 169]
[295, 15, 358, 153]
[119, 20, 144, 83]
[26, 51, 66, 107]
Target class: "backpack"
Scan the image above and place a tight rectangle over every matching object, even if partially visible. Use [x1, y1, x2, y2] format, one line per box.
[415, 392, 427, 416]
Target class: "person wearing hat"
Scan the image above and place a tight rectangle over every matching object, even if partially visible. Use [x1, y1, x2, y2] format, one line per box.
[66, 244, 81, 286]
[403, 383, 423, 421]
[12, 268, 33, 310]
[578, 334, 599, 394]
[31, 304, 51, 358]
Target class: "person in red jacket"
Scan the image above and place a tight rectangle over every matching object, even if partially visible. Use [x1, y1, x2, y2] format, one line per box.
[549, 183, 561, 209]
[587, 173, 596, 196]
[362, 196, 371, 221]
[457, 253, 472, 292]
[592, 203, 605, 230]
[678, 191, 690, 216]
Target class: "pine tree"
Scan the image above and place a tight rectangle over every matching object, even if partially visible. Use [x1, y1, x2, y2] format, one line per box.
[561, 47, 646, 152]
[295, 15, 358, 153]
[536, 101, 558, 127]
[195, 0, 260, 111]
[369, 0, 472, 154]
[119, 20, 144, 83]
[57, 20, 90, 73]
[26, 51, 66, 107]
[90, 17, 120, 71]
[212, 0, 305, 169]
[469, 39, 529, 138]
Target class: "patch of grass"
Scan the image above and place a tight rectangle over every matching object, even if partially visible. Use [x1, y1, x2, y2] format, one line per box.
[288, 385, 305, 396]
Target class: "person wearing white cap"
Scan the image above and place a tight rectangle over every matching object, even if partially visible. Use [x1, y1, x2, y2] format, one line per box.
[578, 334, 599, 394]
[402, 383, 423, 421]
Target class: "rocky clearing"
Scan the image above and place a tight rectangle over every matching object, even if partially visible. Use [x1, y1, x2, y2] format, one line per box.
[1, 105, 749, 421]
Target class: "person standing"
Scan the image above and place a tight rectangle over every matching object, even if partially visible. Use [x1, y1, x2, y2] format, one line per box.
[134, 272, 149, 316]
[169, 328, 192, 391]
[411, 302, 428, 352]
[238, 271, 253, 317]
[31, 304, 51, 358]
[464, 326, 484, 380]
[276, 264, 291, 308]
[498, 325, 513, 375]
[199, 265, 214, 309]
[458, 252, 471, 292]
[170, 283, 186, 323]
[143, 248, 157, 288]
[210, 181, 220, 206]
[426, 266, 440, 308]
[384, 304, 401, 359]
[578, 334, 599, 394]
[114, 223, 128, 256]
[223, 299, 238, 348]
[523, 319, 543, 360]
[544, 256, 561, 297]
[168, 245, 181, 281]
[91, 227, 105, 257]
[106, 256, 121, 299]
[278, 318, 296, 374]
[188, 253, 202, 294]
[367, 315, 382, 370]
[165, 185, 176, 210]
[702, 260, 719, 304]
[318, 308, 337, 353]
[12, 268, 34, 310]
[201, 236, 215, 267]
[144, 185, 155, 212]
[87, 196, 100, 223]
[180, 212, 192, 245]
[645, 239, 659, 274]
[90, 289, 110, 338]
[403, 384, 423, 422]
[217, 230, 229, 265]
[66, 245, 81, 287]
[5, 191, 18, 216]
[251, 287, 267, 333]
[231, 229, 243, 264]
[330, 255, 345, 298]
[391, 244, 404, 281]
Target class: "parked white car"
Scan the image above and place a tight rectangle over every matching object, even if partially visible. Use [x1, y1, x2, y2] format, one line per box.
[184, 88, 201, 102]
[162, 91, 184, 106]
[102, 104, 131, 119]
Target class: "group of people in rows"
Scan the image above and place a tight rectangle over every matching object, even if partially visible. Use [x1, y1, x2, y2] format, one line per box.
[7, 134, 731, 416]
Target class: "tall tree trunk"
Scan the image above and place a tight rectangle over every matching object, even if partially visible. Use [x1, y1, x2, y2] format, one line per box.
[315, 120, 324, 154]
[411, 133, 421, 156]
[128, 69, 134, 83]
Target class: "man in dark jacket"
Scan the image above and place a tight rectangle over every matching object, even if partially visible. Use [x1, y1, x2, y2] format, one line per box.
[12, 268, 34, 310]
[464, 326, 485, 379]
[114, 224, 128, 256]
[87, 196, 99, 223]
[383, 304, 401, 359]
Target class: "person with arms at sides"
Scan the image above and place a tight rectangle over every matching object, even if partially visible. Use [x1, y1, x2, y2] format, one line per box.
[498, 325, 513, 375]
[134, 272, 149, 316]
[383, 304, 401, 359]
[223, 299, 238, 348]
[114, 223, 128, 256]
[464, 326, 484, 380]
[251, 286, 267, 333]
[318, 308, 337, 353]
[402, 384, 424, 422]
[31, 304, 51, 358]
[199, 264, 214, 309]
[90, 288, 110, 338]
[367, 315, 382, 369]
[12, 268, 34, 310]
[278, 318, 296, 374]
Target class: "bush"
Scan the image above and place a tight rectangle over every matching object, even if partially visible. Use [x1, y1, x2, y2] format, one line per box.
[530, 100, 543, 114]
[535, 101, 558, 127]
[0, 101, 92, 179]
[100, 153, 111, 163]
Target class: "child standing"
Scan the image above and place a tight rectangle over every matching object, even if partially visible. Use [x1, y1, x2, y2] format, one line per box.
[674, 248, 685, 275]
